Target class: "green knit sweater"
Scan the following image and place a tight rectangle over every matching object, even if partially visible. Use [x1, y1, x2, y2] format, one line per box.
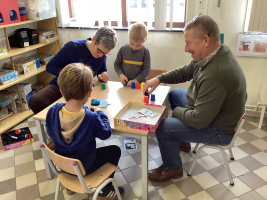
[157, 45, 247, 135]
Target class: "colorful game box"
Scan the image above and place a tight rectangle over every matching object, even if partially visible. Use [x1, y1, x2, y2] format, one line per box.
[0, 92, 19, 108]
[114, 102, 166, 132]
[4, 57, 37, 74]
[1, 127, 34, 151]
[0, 70, 18, 83]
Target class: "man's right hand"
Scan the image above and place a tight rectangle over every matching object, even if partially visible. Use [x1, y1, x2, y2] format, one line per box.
[119, 74, 128, 85]
[143, 77, 160, 95]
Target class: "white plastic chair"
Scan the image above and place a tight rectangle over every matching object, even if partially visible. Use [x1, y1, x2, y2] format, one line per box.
[187, 116, 246, 185]
[40, 143, 122, 200]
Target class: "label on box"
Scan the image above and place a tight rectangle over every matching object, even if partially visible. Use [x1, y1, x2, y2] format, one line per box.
[24, 42, 29, 47]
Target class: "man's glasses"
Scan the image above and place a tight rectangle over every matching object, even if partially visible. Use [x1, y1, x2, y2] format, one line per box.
[192, 16, 210, 37]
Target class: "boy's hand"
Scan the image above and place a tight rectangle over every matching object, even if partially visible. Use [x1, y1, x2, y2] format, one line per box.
[119, 74, 128, 85]
[98, 72, 109, 83]
[92, 106, 100, 112]
[127, 79, 138, 87]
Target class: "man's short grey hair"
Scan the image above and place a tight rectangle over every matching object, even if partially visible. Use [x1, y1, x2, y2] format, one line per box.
[95, 27, 117, 50]
[184, 15, 220, 43]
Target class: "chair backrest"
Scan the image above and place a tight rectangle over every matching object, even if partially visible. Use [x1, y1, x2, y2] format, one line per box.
[42, 143, 86, 176]
[227, 116, 246, 147]
[147, 69, 167, 80]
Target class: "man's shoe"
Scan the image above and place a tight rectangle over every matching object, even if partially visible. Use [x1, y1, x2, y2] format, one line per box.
[180, 142, 191, 152]
[66, 189, 75, 195]
[98, 184, 124, 200]
[148, 164, 183, 182]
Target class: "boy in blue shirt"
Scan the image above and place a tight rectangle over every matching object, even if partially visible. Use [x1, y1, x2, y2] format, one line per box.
[114, 22, 151, 86]
[46, 63, 124, 199]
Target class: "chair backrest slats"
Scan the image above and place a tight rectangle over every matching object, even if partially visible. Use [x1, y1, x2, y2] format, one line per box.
[43, 143, 86, 176]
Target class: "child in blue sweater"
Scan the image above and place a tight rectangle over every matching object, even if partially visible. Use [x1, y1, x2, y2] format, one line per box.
[46, 63, 124, 199]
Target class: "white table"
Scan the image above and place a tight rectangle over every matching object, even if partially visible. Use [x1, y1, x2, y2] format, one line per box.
[33, 81, 170, 200]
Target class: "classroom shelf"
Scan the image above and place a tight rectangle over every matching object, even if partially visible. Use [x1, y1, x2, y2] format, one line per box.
[0, 18, 50, 29]
[0, 40, 58, 60]
[0, 65, 47, 90]
[0, 110, 33, 134]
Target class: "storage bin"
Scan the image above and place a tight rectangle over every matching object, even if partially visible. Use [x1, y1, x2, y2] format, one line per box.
[0, 38, 8, 57]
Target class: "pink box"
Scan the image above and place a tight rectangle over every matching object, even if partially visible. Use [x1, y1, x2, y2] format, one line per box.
[114, 101, 166, 132]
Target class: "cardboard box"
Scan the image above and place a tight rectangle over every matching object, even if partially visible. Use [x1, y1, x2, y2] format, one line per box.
[4, 57, 37, 74]
[0, 70, 18, 82]
[114, 102, 166, 132]
[0, 92, 19, 108]
[0, 76, 18, 85]
[1, 127, 34, 151]
[8, 83, 32, 96]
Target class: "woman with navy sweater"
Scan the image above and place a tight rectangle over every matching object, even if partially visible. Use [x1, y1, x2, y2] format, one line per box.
[29, 27, 117, 114]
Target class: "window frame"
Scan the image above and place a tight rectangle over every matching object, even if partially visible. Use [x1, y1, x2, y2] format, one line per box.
[67, 0, 187, 29]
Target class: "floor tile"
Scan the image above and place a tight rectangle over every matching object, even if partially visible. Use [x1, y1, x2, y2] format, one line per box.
[252, 151, 267, 165]
[32, 141, 41, 151]
[34, 159, 45, 171]
[14, 144, 33, 156]
[150, 179, 174, 190]
[0, 156, 14, 170]
[239, 190, 265, 200]
[192, 171, 219, 189]
[0, 149, 14, 160]
[249, 128, 267, 138]
[210, 151, 233, 165]
[38, 179, 58, 197]
[127, 142, 142, 155]
[263, 136, 267, 142]
[180, 151, 193, 164]
[16, 172, 37, 190]
[0, 167, 15, 182]
[238, 156, 264, 171]
[158, 184, 185, 200]
[255, 185, 267, 199]
[222, 178, 252, 197]
[238, 143, 261, 155]
[114, 171, 127, 186]
[15, 152, 34, 165]
[41, 191, 64, 200]
[33, 134, 39, 142]
[239, 132, 259, 142]
[139, 160, 159, 171]
[208, 166, 235, 183]
[36, 169, 49, 184]
[129, 179, 155, 197]
[225, 147, 249, 160]
[29, 127, 38, 135]
[142, 190, 163, 200]
[0, 191, 16, 200]
[197, 156, 220, 170]
[16, 184, 40, 200]
[202, 148, 219, 155]
[238, 172, 267, 190]
[183, 161, 206, 176]
[121, 165, 142, 183]
[187, 149, 208, 159]
[154, 157, 163, 166]
[188, 190, 214, 200]
[148, 147, 161, 159]
[33, 149, 43, 160]
[206, 184, 236, 200]
[171, 170, 190, 183]
[242, 122, 258, 131]
[103, 138, 123, 147]
[15, 161, 35, 177]
[233, 136, 247, 146]
[28, 121, 36, 128]
[120, 146, 129, 157]
[148, 138, 159, 149]
[253, 166, 267, 182]
[96, 142, 105, 148]
[118, 155, 137, 170]
[0, 178, 16, 196]
[175, 177, 203, 197]
[250, 139, 267, 151]
[228, 161, 250, 176]
[120, 183, 137, 200]
[131, 151, 153, 165]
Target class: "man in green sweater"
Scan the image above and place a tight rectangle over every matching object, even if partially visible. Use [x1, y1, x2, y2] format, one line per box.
[143, 15, 247, 182]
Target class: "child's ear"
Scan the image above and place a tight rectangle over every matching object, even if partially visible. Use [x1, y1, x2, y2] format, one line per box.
[144, 38, 148, 42]
[87, 89, 93, 97]
[59, 89, 63, 95]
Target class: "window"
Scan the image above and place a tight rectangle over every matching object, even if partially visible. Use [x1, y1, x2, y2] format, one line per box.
[64, 0, 186, 30]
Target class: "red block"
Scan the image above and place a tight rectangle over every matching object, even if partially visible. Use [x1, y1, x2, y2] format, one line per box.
[136, 82, 140, 89]
[0, 0, 21, 25]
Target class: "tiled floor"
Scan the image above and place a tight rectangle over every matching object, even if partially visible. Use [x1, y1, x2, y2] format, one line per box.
[0, 116, 267, 200]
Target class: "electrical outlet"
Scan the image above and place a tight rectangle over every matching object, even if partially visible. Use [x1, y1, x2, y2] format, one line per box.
[197, 0, 205, 9]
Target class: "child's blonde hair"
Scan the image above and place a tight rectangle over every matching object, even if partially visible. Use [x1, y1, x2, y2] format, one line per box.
[129, 22, 148, 42]
[58, 63, 93, 101]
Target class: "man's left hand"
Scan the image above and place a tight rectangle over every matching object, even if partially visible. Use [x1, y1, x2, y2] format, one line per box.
[98, 72, 109, 83]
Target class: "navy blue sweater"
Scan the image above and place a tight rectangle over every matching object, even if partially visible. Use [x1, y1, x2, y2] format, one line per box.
[46, 38, 107, 85]
[46, 103, 112, 171]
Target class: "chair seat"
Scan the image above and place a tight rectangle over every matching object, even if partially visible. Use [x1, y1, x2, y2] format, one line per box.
[58, 163, 119, 193]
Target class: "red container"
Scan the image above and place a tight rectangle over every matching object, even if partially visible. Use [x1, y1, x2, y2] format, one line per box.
[144, 96, 149, 103]
[136, 82, 140, 89]
[0, 0, 21, 25]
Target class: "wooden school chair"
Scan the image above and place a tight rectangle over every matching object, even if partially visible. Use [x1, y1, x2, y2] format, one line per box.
[187, 116, 246, 185]
[40, 143, 122, 200]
